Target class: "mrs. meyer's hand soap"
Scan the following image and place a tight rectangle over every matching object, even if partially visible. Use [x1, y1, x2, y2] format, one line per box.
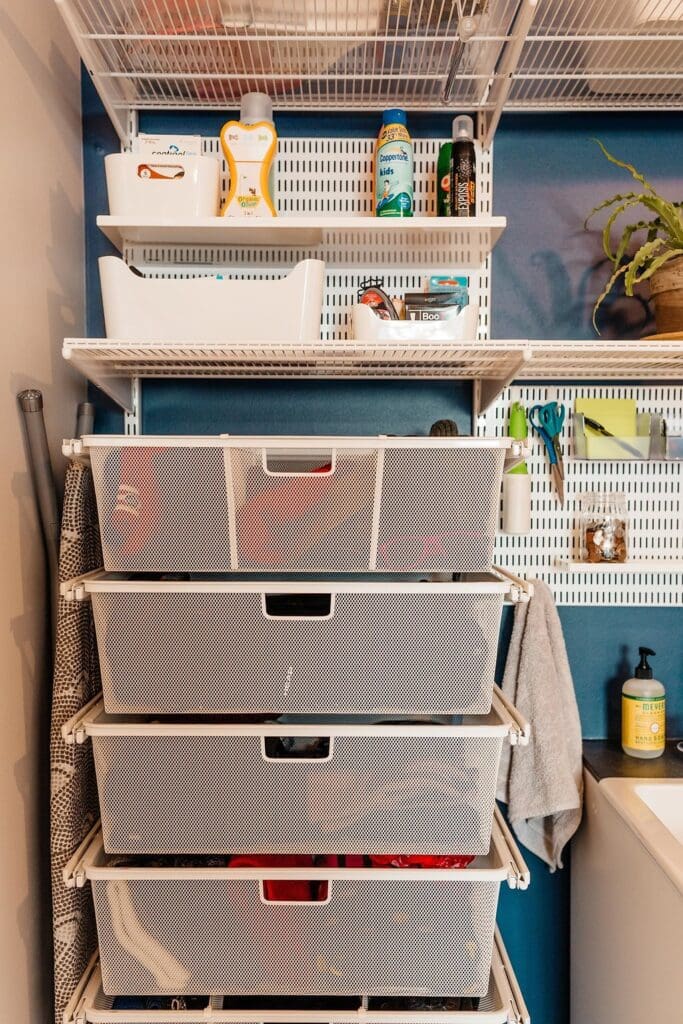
[375, 109, 414, 217]
[622, 647, 666, 759]
[220, 93, 277, 217]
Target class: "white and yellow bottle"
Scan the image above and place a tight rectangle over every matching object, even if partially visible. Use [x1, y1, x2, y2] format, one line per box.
[220, 93, 277, 218]
[622, 646, 666, 759]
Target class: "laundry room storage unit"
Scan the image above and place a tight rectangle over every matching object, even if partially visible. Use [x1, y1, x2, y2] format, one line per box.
[64, 572, 531, 716]
[66, 810, 529, 999]
[63, 688, 529, 856]
[66, 929, 530, 1024]
[76, 435, 522, 574]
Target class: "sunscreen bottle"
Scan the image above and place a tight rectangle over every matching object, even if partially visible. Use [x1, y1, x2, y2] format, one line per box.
[375, 109, 413, 218]
[221, 93, 277, 217]
[622, 647, 666, 759]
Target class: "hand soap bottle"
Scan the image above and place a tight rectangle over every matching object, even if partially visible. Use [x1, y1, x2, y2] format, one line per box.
[622, 647, 666, 759]
[220, 93, 277, 218]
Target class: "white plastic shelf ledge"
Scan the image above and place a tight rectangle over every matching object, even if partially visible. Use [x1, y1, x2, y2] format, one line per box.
[96, 215, 508, 270]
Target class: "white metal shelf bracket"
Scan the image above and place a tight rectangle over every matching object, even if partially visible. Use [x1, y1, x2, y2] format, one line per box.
[481, 0, 540, 149]
[473, 348, 532, 418]
[55, 0, 132, 148]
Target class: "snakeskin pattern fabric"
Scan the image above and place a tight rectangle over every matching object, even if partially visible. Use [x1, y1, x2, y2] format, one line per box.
[51, 459, 102, 1023]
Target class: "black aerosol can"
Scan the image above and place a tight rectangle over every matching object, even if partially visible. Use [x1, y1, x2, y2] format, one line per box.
[450, 115, 476, 217]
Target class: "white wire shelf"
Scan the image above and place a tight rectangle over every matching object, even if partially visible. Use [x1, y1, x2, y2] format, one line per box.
[56, 0, 683, 147]
[97, 214, 508, 268]
[62, 337, 532, 413]
[62, 337, 683, 414]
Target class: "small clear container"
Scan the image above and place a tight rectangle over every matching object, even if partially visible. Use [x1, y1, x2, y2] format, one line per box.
[579, 491, 629, 563]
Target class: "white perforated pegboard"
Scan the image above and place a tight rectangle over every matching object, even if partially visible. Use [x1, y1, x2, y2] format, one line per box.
[122, 137, 493, 343]
[478, 385, 683, 606]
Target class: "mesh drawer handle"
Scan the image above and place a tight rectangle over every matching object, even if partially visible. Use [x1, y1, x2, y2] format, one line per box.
[262, 448, 336, 476]
[262, 593, 335, 620]
[261, 736, 334, 762]
[259, 880, 332, 904]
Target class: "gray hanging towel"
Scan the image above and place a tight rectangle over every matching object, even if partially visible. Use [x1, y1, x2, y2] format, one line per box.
[496, 578, 583, 870]
[50, 459, 102, 1024]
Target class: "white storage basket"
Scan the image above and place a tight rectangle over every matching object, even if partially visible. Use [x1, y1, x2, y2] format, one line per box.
[105, 154, 221, 218]
[81, 435, 521, 574]
[64, 930, 530, 1024]
[70, 573, 531, 716]
[352, 303, 480, 343]
[65, 811, 529, 999]
[64, 689, 528, 857]
[99, 257, 325, 343]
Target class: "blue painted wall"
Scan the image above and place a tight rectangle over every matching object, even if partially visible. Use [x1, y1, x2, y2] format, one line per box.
[82, 76, 683, 1023]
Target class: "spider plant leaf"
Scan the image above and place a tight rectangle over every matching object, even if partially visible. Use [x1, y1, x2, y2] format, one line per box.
[614, 219, 653, 269]
[592, 139, 656, 193]
[639, 195, 683, 245]
[601, 198, 648, 262]
[632, 247, 682, 285]
[624, 238, 665, 294]
[584, 192, 639, 228]
[592, 262, 629, 334]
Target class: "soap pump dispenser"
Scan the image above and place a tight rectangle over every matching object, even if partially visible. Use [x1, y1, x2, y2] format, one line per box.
[621, 647, 666, 759]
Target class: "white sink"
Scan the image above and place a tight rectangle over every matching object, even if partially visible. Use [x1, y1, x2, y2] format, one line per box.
[635, 781, 683, 845]
[601, 777, 683, 894]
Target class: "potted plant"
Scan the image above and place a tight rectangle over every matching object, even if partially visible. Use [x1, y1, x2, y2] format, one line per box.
[586, 140, 683, 336]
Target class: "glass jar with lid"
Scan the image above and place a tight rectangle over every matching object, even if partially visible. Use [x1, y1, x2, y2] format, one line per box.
[579, 491, 629, 563]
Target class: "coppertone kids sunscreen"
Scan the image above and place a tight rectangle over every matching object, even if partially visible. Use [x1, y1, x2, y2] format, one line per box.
[375, 109, 413, 218]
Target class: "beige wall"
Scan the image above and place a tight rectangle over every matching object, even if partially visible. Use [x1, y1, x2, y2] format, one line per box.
[0, 1, 85, 1020]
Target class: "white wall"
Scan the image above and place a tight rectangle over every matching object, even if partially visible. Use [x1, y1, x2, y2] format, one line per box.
[0, 1, 84, 1019]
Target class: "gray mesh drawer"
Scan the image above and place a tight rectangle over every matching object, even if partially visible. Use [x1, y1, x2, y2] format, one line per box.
[69, 812, 529, 999]
[83, 577, 521, 716]
[65, 929, 530, 1023]
[83, 436, 517, 573]
[72, 691, 528, 856]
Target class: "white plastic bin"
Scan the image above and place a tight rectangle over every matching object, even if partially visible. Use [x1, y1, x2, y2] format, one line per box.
[105, 154, 221, 218]
[70, 573, 530, 716]
[81, 435, 521, 573]
[64, 930, 530, 1023]
[99, 257, 325, 343]
[65, 810, 529, 999]
[352, 303, 480, 343]
[64, 688, 529, 857]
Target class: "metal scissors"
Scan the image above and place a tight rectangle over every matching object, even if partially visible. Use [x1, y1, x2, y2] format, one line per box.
[529, 401, 566, 505]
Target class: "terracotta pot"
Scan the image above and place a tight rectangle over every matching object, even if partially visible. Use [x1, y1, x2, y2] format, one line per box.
[649, 254, 683, 335]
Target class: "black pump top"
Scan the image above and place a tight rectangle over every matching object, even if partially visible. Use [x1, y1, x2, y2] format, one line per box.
[635, 646, 656, 679]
